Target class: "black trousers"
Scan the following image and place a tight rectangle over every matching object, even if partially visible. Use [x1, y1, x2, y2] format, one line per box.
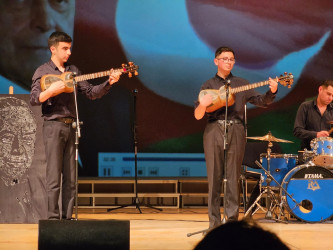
[43, 120, 75, 219]
[203, 121, 246, 228]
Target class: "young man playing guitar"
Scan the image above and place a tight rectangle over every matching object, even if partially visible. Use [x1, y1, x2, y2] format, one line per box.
[30, 31, 121, 220]
[195, 46, 278, 229]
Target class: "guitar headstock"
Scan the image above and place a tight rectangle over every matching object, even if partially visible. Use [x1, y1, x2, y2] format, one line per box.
[278, 72, 293, 88]
[121, 62, 139, 78]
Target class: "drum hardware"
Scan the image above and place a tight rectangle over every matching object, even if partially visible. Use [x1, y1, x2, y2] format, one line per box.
[244, 160, 304, 223]
[246, 132, 294, 220]
[243, 171, 281, 220]
[298, 149, 315, 165]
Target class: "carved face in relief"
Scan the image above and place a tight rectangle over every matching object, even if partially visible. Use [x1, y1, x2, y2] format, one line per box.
[0, 97, 37, 186]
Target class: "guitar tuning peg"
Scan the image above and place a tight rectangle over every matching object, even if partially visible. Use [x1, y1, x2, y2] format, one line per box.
[128, 62, 133, 65]
[128, 72, 133, 78]
[135, 71, 139, 76]
[122, 63, 126, 68]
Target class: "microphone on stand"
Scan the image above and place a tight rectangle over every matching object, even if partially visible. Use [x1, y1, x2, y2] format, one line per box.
[226, 79, 231, 87]
[71, 72, 77, 87]
[72, 121, 83, 129]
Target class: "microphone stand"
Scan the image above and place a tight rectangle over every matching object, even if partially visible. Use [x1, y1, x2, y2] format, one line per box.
[221, 79, 231, 224]
[72, 73, 82, 220]
[107, 89, 162, 213]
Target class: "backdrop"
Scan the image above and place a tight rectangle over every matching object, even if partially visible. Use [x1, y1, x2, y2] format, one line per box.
[1, 1, 332, 177]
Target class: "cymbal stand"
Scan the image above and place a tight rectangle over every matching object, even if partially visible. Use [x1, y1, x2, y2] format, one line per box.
[265, 140, 274, 219]
[243, 168, 281, 221]
[243, 139, 277, 220]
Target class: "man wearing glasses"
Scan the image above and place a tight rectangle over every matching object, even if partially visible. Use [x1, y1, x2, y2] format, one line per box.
[194, 46, 278, 229]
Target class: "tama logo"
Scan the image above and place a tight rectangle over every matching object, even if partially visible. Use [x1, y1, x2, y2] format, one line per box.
[304, 173, 323, 179]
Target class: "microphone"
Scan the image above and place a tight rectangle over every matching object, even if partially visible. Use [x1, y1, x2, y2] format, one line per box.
[226, 79, 231, 86]
[72, 121, 83, 129]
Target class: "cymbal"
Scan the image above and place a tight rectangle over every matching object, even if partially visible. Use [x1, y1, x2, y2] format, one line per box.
[247, 132, 293, 143]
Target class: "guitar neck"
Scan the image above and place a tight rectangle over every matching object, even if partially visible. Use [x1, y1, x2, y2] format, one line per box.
[230, 80, 270, 94]
[74, 68, 123, 82]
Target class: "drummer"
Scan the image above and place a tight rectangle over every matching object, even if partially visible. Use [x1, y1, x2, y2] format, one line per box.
[294, 80, 333, 150]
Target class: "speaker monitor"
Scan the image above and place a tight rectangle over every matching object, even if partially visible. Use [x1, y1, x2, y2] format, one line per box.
[38, 220, 130, 250]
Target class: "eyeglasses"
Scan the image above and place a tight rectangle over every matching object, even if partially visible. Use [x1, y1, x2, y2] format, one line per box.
[216, 57, 235, 63]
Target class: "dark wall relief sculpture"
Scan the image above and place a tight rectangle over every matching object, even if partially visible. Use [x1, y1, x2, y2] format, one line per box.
[0, 95, 47, 223]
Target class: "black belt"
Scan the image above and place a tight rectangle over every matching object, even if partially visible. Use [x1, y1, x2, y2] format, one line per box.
[52, 117, 74, 124]
[217, 119, 242, 126]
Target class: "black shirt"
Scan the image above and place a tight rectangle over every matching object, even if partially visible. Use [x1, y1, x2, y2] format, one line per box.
[195, 73, 277, 123]
[293, 99, 333, 150]
[30, 60, 112, 120]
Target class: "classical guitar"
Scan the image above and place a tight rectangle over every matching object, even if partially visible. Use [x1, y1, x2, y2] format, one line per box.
[198, 72, 294, 113]
[40, 62, 139, 92]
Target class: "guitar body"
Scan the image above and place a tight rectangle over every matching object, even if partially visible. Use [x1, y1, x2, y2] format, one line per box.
[198, 87, 235, 113]
[41, 72, 75, 93]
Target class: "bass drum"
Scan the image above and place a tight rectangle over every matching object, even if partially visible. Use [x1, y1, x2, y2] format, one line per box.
[281, 163, 333, 222]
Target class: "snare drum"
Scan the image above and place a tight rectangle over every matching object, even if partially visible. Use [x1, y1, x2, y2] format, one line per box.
[281, 163, 333, 222]
[310, 137, 333, 168]
[260, 153, 298, 188]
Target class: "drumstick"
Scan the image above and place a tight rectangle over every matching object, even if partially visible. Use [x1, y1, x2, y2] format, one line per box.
[329, 127, 333, 134]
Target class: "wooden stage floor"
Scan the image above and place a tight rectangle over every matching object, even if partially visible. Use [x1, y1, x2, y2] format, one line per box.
[1, 208, 333, 250]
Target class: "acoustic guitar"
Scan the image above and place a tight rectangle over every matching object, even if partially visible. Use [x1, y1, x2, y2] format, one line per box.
[40, 62, 139, 92]
[198, 72, 294, 113]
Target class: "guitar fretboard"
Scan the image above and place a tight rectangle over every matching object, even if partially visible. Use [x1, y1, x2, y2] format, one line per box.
[74, 68, 124, 82]
[230, 80, 270, 94]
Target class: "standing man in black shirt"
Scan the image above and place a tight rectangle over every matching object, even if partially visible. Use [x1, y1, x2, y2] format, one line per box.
[30, 31, 121, 220]
[194, 46, 278, 229]
[294, 80, 333, 150]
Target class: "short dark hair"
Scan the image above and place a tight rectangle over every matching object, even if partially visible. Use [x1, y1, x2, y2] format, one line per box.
[320, 80, 333, 89]
[48, 31, 72, 48]
[215, 46, 235, 58]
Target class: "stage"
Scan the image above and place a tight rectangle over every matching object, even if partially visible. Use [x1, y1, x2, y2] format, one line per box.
[0, 208, 332, 250]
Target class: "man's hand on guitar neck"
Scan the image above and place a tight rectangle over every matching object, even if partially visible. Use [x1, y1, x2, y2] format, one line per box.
[268, 77, 278, 94]
[109, 69, 122, 85]
[39, 80, 67, 103]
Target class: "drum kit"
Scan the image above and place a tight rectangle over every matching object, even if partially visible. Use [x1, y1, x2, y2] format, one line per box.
[244, 131, 333, 223]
